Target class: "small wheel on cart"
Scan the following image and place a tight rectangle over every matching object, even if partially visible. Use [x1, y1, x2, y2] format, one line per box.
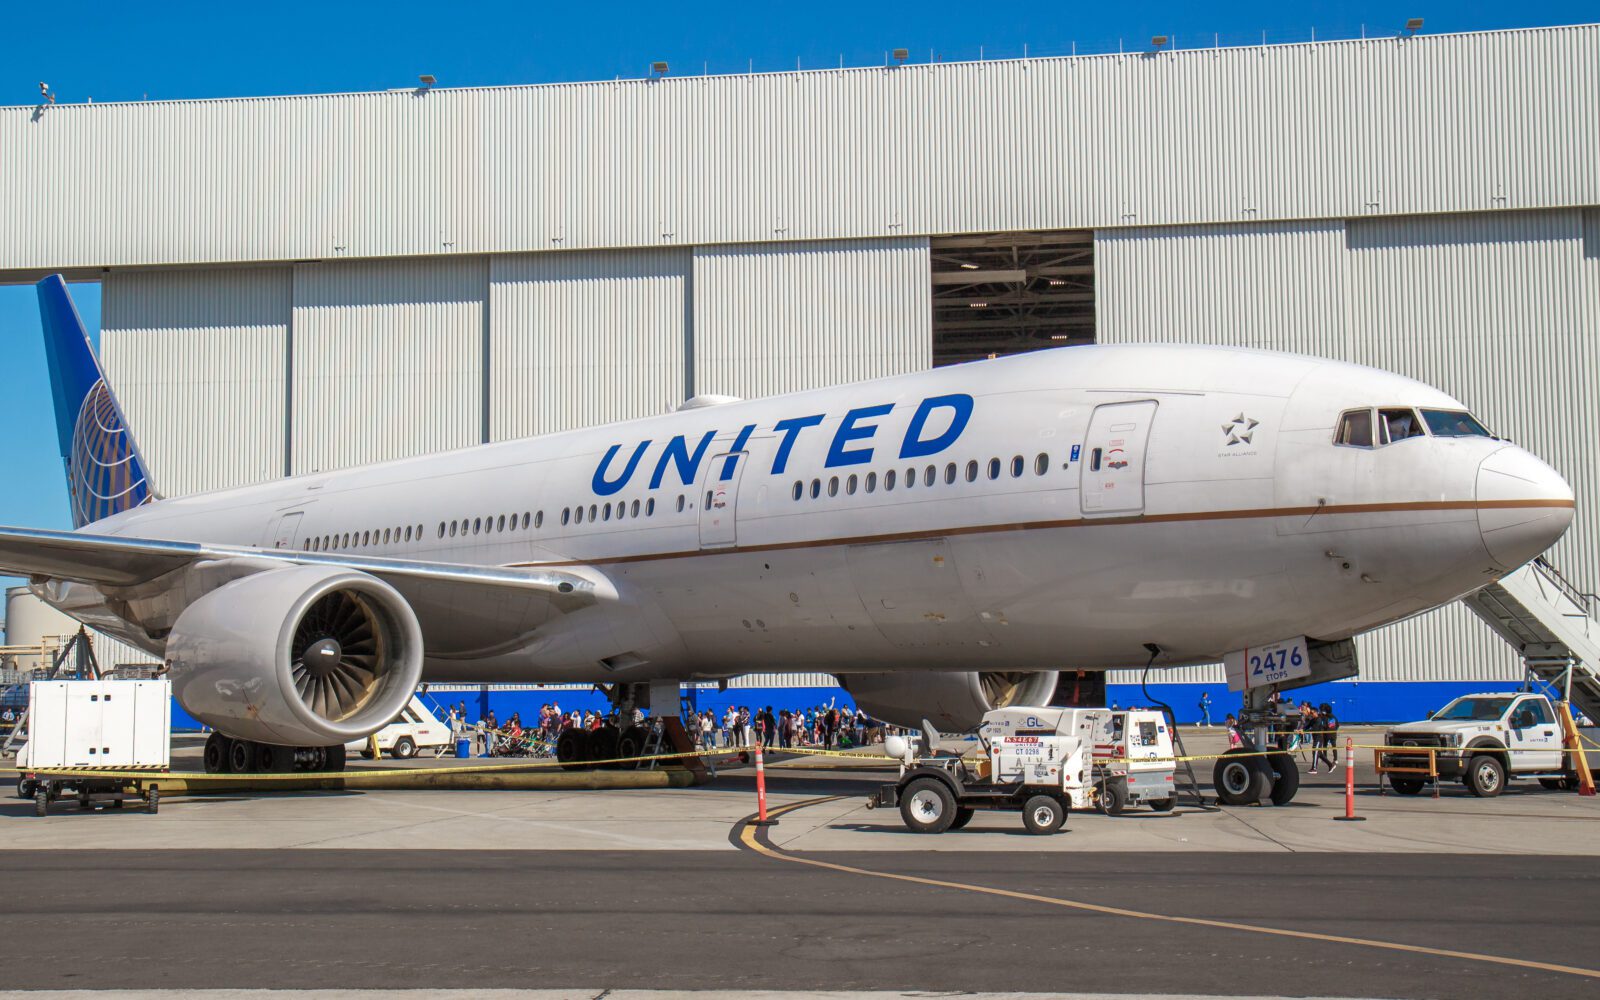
[35, 789, 49, 817]
[111, 798, 124, 810]
[1098, 782, 1127, 816]
[1148, 797, 1176, 812]
[899, 777, 957, 834]
[17, 776, 36, 800]
[1539, 777, 1574, 791]
[949, 807, 975, 830]
[392, 737, 417, 760]
[1022, 794, 1065, 835]
[146, 788, 160, 814]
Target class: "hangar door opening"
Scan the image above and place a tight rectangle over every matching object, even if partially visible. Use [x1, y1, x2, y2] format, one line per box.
[930, 231, 1094, 367]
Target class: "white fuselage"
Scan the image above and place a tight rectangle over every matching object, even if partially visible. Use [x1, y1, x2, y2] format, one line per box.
[72, 344, 1573, 684]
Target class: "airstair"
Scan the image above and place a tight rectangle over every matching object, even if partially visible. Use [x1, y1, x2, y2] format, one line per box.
[1461, 556, 1600, 724]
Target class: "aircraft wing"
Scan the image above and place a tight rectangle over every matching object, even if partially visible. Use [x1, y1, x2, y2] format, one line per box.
[0, 525, 601, 612]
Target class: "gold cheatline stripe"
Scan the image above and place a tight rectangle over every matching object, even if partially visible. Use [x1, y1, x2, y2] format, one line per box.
[736, 796, 1600, 981]
[510, 497, 1573, 570]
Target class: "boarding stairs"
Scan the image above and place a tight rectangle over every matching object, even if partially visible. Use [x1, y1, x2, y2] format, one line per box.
[1461, 557, 1600, 725]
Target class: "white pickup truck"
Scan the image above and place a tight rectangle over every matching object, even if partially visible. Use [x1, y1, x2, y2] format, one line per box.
[1382, 692, 1587, 796]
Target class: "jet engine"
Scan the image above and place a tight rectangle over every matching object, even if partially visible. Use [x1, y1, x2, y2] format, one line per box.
[166, 565, 424, 747]
[839, 670, 1059, 732]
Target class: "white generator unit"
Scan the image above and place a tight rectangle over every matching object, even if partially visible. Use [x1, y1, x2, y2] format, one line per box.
[17, 679, 171, 770]
[981, 706, 1178, 813]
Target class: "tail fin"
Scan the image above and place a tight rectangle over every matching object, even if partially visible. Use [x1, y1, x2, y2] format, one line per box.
[36, 275, 158, 527]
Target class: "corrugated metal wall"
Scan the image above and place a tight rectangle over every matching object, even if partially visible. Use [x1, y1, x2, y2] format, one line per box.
[1095, 208, 1600, 683]
[101, 268, 292, 496]
[289, 257, 487, 474]
[691, 238, 932, 399]
[489, 249, 690, 440]
[5, 26, 1596, 273]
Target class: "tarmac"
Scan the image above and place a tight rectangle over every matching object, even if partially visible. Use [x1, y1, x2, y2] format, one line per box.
[2, 728, 1597, 998]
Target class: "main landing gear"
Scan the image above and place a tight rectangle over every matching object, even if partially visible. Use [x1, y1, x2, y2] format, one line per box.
[203, 733, 348, 774]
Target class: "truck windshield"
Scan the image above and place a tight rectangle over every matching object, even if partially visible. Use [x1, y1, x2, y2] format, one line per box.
[1431, 696, 1512, 721]
[1420, 409, 1492, 438]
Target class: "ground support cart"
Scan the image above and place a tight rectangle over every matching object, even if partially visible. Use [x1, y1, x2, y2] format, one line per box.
[18, 771, 163, 815]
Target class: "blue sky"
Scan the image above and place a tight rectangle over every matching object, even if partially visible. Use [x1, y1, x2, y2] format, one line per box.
[0, 1, 1593, 585]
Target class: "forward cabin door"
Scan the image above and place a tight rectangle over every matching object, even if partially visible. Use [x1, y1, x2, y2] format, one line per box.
[698, 453, 745, 548]
[1080, 401, 1158, 515]
[266, 511, 304, 549]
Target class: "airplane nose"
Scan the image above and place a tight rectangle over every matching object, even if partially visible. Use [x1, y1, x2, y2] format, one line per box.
[1476, 446, 1575, 570]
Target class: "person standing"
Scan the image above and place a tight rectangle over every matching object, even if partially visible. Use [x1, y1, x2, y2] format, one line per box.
[1198, 691, 1212, 727]
[1312, 702, 1339, 773]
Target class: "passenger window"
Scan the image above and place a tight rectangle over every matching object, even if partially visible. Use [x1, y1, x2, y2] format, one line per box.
[828, 477, 839, 497]
[1335, 409, 1374, 447]
[1035, 453, 1049, 475]
[846, 474, 857, 495]
[677, 495, 686, 512]
[965, 460, 978, 482]
[924, 466, 936, 487]
[575, 506, 584, 524]
[905, 467, 915, 487]
[885, 469, 897, 490]
[536, 511, 544, 528]
[987, 458, 1000, 480]
[865, 472, 876, 493]
[630, 500, 640, 518]
[472, 519, 481, 535]
[604, 503, 613, 521]
[589, 504, 598, 522]
[1011, 456, 1024, 478]
[810, 479, 821, 499]
[646, 498, 655, 516]
[944, 463, 957, 484]
[793, 481, 803, 501]
[382, 529, 390, 545]
[1089, 449, 1101, 472]
[561, 508, 570, 526]
[1379, 408, 1425, 445]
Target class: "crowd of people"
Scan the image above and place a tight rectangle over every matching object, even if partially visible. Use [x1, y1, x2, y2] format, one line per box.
[1219, 698, 1341, 772]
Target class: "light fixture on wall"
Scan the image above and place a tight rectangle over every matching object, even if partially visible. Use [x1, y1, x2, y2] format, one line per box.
[1404, 18, 1423, 33]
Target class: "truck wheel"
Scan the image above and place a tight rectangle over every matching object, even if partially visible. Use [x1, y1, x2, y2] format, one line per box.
[1390, 776, 1426, 795]
[1213, 752, 1260, 806]
[949, 807, 975, 830]
[34, 790, 49, 817]
[1466, 754, 1505, 798]
[1268, 753, 1300, 806]
[1022, 794, 1065, 835]
[392, 737, 417, 760]
[899, 777, 956, 834]
[1099, 782, 1127, 816]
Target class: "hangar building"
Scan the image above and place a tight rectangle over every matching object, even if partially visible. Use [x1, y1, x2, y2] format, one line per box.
[3, 24, 1598, 719]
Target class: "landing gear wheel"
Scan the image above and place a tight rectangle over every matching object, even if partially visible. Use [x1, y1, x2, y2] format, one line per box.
[949, 807, 975, 830]
[146, 787, 159, 814]
[227, 738, 254, 774]
[321, 745, 347, 772]
[203, 733, 232, 774]
[392, 737, 417, 760]
[1099, 782, 1127, 816]
[1466, 754, 1505, 798]
[556, 729, 591, 771]
[1214, 752, 1261, 806]
[617, 726, 649, 767]
[1022, 794, 1066, 835]
[1268, 752, 1300, 806]
[35, 789, 49, 816]
[1390, 776, 1426, 795]
[590, 725, 620, 769]
[899, 777, 956, 834]
[1148, 797, 1176, 812]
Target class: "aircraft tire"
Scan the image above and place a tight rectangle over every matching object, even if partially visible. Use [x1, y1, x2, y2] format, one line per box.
[1213, 752, 1260, 806]
[1267, 752, 1299, 806]
[590, 725, 621, 769]
[556, 729, 591, 771]
[228, 739, 255, 774]
[203, 733, 232, 774]
[322, 744, 347, 772]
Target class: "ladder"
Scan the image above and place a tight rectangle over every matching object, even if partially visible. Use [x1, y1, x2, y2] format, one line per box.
[2, 629, 101, 757]
[1461, 557, 1600, 725]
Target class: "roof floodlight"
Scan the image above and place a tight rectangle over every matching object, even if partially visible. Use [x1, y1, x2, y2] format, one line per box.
[1404, 17, 1423, 33]
[891, 48, 909, 64]
[651, 61, 670, 76]
[1151, 35, 1170, 49]
[418, 74, 436, 88]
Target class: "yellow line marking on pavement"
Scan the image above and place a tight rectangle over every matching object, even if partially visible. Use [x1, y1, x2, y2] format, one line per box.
[738, 796, 1600, 982]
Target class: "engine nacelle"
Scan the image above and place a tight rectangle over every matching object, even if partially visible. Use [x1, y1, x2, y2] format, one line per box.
[167, 565, 425, 747]
[840, 670, 1059, 732]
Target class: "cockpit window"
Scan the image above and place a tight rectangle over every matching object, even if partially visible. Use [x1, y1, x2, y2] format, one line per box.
[1335, 409, 1373, 447]
[1379, 408, 1425, 445]
[1421, 409, 1492, 438]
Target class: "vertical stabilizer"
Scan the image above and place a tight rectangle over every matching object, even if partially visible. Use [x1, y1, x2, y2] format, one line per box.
[35, 275, 158, 527]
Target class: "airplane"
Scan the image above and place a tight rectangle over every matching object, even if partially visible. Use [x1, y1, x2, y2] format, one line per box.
[0, 275, 1574, 791]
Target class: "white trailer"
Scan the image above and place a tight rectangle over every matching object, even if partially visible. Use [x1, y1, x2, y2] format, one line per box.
[981, 707, 1179, 814]
[15, 679, 171, 814]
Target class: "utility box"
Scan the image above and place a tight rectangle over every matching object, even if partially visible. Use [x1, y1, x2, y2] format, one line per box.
[17, 680, 171, 770]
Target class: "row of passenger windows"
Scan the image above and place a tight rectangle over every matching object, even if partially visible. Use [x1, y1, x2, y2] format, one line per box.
[300, 495, 685, 552]
[790, 453, 1054, 502]
[306, 524, 425, 552]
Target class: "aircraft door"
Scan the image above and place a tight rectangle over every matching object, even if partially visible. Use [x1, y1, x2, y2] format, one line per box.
[265, 511, 304, 549]
[1080, 401, 1157, 515]
[698, 453, 744, 548]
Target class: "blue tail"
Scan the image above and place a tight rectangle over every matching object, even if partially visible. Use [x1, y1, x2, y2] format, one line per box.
[36, 275, 158, 527]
